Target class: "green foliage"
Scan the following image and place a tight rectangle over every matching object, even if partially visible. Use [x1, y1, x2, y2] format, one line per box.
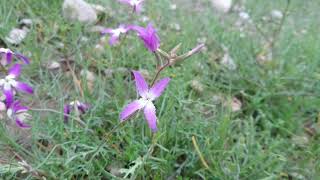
[0, 0, 319, 179]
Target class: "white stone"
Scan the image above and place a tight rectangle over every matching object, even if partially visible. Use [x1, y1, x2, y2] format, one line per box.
[80, 70, 95, 82]
[47, 61, 61, 70]
[211, 0, 232, 13]
[231, 97, 242, 112]
[270, 10, 283, 19]
[90, 4, 106, 14]
[62, 0, 97, 24]
[20, 18, 33, 26]
[5, 27, 29, 44]
[221, 53, 237, 70]
[170, 4, 177, 10]
[239, 11, 250, 21]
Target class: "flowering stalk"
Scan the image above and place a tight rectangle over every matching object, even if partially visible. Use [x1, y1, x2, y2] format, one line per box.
[0, 49, 33, 129]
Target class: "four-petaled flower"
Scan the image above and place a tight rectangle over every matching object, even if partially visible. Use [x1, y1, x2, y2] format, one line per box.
[120, 71, 170, 132]
[131, 23, 160, 52]
[7, 101, 31, 128]
[0, 64, 33, 107]
[64, 101, 90, 122]
[0, 48, 30, 66]
[118, 0, 144, 13]
[101, 25, 131, 46]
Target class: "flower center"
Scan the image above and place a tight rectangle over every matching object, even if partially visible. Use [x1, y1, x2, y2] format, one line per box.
[130, 0, 140, 6]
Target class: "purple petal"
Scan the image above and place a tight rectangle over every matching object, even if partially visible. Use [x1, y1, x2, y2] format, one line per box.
[120, 99, 145, 121]
[3, 88, 14, 107]
[101, 28, 113, 35]
[129, 25, 145, 34]
[12, 101, 28, 113]
[149, 77, 170, 100]
[64, 105, 71, 122]
[15, 53, 30, 64]
[8, 64, 21, 78]
[14, 82, 33, 94]
[15, 118, 31, 128]
[77, 103, 89, 114]
[109, 35, 119, 46]
[134, 2, 143, 12]
[143, 102, 157, 132]
[131, 23, 160, 52]
[132, 71, 149, 98]
[6, 52, 13, 64]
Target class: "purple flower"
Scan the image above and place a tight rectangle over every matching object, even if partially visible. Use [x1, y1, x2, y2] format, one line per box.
[118, 0, 144, 13]
[120, 71, 170, 132]
[0, 48, 30, 66]
[63, 101, 90, 122]
[0, 64, 33, 107]
[101, 25, 130, 46]
[7, 101, 31, 128]
[130, 23, 160, 52]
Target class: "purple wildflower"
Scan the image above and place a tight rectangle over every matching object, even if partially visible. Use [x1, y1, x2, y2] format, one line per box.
[130, 23, 160, 52]
[101, 25, 130, 46]
[7, 101, 31, 128]
[0, 64, 33, 107]
[0, 48, 30, 66]
[63, 101, 89, 122]
[120, 71, 170, 132]
[118, 0, 144, 13]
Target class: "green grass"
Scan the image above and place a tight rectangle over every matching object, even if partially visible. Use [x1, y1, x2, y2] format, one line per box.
[0, 0, 320, 179]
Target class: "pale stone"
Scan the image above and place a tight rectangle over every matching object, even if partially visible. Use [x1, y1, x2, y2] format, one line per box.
[62, 0, 97, 24]
[211, 0, 232, 13]
[271, 10, 283, 19]
[5, 27, 29, 44]
[221, 53, 237, 70]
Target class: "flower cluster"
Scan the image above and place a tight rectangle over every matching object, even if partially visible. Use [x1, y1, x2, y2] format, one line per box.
[99, 0, 204, 132]
[120, 71, 170, 132]
[0, 48, 33, 128]
[63, 100, 89, 122]
[100, 1, 172, 132]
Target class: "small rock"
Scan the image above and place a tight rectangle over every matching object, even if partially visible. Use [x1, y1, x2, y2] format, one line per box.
[5, 27, 29, 45]
[212, 94, 224, 104]
[169, 23, 181, 31]
[140, 16, 149, 22]
[300, 29, 307, 34]
[239, 11, 250, 21]
[47, 61, 61, 70]
[190, 80, 204, 94]
[221, 53, 237, 70]
[292, 135, 309, 147]
[170, 4, 177, 10]
[20, 19, 33, 26]
[81, 70, 95, 93]
[90, 4, 106, 15]
[80, 70, 95, 82]
[197, 37, 207, 44]
[94, 44, 104, 53]
[80, 36, 89, 43]
[99, 36, 107, 44]
[104, 69, 114, 79]
[256, 44, 273, 64]
[270, 10, 283, 20]
[230, 97, 242, 112]
[62, 0, 97, 24]
[211, 0, 232, 13]
[290, 172, 306, 180]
